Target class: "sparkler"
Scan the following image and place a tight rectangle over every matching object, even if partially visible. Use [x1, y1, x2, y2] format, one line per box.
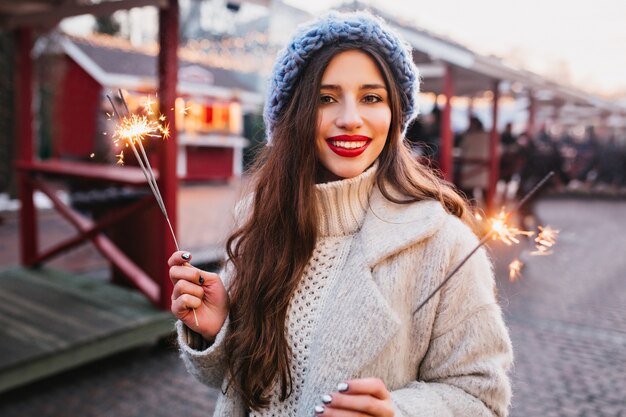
[413, 171, 555, 315]
[107, 89, 199, 326]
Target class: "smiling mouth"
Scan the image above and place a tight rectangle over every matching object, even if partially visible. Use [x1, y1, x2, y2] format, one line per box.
[328, 140, 369, 149]
[326, 136, 372, 157]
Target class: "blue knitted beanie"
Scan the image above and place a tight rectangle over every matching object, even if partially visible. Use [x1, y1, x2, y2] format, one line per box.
[264, 11, 420, 142]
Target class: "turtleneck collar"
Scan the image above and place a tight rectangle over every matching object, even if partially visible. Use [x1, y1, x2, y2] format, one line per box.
[315, 163, 378, 237]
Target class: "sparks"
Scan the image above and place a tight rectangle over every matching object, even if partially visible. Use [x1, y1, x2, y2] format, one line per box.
[159, 122, 171, 140]
[509, 259, 523, 282]
[112, 113, 165, 149]
[143, 96, 156, 114]
[531, 225, 560, 255]
[90, 153, 95, 158]
[116, 151, 125, 165]
[488, 210, 534, 245]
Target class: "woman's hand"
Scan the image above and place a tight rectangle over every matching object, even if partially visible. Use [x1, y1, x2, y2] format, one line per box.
[314, 378, 395, 417]
[169, 251, 229, 341]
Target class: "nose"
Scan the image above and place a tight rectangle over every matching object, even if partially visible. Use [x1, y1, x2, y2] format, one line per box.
[335, 97, 363, 131]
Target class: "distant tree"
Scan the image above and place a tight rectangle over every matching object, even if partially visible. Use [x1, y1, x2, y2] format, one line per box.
[95, 15, 121, 36]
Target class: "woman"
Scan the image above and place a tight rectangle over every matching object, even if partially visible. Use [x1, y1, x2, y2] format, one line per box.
[169, 11, 513, 417]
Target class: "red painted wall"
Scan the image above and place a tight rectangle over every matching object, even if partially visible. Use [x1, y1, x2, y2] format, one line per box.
[54, 57, 101, 159]
[185, 146, 233, 181]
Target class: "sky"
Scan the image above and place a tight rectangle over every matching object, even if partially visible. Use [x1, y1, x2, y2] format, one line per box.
[284, 0, 626, 99]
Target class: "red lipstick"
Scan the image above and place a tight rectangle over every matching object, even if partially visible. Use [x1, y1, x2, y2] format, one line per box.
[326, 135, 372, 158]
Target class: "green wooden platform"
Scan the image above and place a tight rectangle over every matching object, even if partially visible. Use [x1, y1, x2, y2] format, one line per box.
[0, 267, 174, 393]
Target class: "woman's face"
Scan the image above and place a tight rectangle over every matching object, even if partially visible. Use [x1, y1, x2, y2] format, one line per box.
[315, 50, 391, 181]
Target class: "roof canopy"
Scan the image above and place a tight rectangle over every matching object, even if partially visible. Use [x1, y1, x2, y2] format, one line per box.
[0, 0, 166, 29]
[338, 2, 625, 115]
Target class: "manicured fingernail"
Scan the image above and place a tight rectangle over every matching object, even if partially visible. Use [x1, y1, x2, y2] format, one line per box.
[321, 394, 332, 404]
[199, 276, 205, 285]
[181, 252, 191, 260]
[337, 382, 349, 392]
[314, 405, 325, 414]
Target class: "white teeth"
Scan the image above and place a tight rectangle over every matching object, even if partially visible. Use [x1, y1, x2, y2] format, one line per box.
[330, 140, 367, 149]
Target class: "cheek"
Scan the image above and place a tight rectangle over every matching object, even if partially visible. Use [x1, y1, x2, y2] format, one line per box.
[316, 108, 332, 133]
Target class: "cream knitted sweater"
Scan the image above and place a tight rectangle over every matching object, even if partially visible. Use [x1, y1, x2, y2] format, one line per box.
[177, 167, 513, 417]
[250, 165, 376, 416]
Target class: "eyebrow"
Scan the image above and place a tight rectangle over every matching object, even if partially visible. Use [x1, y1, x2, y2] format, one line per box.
[320, 84, 387, 91]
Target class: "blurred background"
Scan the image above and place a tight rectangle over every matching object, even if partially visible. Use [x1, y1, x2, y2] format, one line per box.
[0, 1, 624, 416]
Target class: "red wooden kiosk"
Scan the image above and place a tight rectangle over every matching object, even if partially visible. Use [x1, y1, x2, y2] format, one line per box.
[9, 0, 178, 311]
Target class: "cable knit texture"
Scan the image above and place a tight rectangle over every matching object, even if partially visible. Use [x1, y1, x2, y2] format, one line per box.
[176, 170, 513, 417]
[264, 11, 420, 141]
[249, 166, 376, 417]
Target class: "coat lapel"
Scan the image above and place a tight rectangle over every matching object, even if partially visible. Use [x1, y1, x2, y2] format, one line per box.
[298, 187, 447, 413]
[360, 186, 447, 267]
[299, 235, 401, 413]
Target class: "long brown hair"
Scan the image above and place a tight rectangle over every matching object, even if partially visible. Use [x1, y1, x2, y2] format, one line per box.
[224, 42, 474, 411]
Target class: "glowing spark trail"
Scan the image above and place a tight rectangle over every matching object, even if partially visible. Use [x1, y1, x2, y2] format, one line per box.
[531, 226, 560, 255]
[413, 172, 555, 315]
[489, 210, 534, 246]
[509, 259, 523, 282]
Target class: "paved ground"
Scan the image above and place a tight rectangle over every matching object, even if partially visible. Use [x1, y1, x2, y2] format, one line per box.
[0, 196, 625, 416]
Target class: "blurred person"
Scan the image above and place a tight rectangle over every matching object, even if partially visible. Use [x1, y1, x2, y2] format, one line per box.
[458, 115, 490, 204]
[517, 127, 565, 227]
[574, 126, 600, 185]
[499, 122, 517, 182]
[168, 12, 512, 417]
[597, 135, 624, 189]
[421, 105, 441, 161]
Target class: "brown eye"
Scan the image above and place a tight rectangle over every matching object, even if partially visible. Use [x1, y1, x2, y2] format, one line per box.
[363, 94, 382, 103]
[320, 95, 335, 104]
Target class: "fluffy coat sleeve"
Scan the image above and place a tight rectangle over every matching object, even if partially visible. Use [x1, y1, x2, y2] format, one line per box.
[175, 195, 253, 389]
[175, 260, 233, 389]
[391, 216, 513, 417]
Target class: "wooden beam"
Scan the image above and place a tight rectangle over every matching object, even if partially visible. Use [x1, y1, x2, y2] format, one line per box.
[34, 180, 161, 305]
[32, 194, 154, 265]
[439, 63, 454, 182]
[0, 0, 167, 29]
[488, 80, 500, 213]
[16, 27, 38, 267]
[157, 0, 178, 310]
[527, 90, 536, 137]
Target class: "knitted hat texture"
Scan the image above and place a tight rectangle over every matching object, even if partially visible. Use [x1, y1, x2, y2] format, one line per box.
[264, 11, 421, 141]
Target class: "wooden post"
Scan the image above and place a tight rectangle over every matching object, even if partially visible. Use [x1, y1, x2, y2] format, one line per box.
[527, 89, 535, 136]
[488, 80, 500, 213]
[157, 0, 179, 310]
[16, 27, 38, 266]
[439, 64, 454, 182]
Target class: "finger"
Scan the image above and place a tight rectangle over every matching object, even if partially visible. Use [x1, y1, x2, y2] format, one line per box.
[168, 251, 192, 267]
[336, 378, 390, 400]
[322, 393, 388, 416]
[169, 265, 202, 285]
[171, 293, 202, 316]
[172, 279, 204, 301]
[314, 404, 371, 417]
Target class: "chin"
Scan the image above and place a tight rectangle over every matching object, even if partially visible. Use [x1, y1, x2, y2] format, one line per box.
[326, 163, 369, 179]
